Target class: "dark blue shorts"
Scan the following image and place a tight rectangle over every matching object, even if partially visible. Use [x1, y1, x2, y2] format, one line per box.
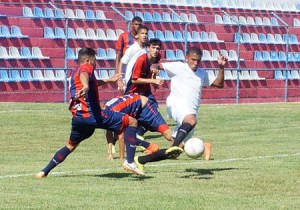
[69, 108, 129, 146]
[138, 99, 169, 133]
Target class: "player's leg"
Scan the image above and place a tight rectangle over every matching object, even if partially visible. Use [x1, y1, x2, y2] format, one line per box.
[172, 114, 197, 146]
[35, 118, 95, 178]
[106, 130, 115, 160]
[101, 108, 144, 175]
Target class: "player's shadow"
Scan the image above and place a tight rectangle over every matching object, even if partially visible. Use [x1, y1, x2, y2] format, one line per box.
[60, 173, 153, 180]
[180, 167, 238, 180]
[94, 173, 153, 180]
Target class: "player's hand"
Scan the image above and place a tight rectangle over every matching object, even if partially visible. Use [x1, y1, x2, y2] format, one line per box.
[154, 79, 164, 86]
[150, 64, 160, 74]
[109, 73, 122, 82]
[217, 55, 228, 68]
[117, 79, 125, 95]
[76, 85, 89, 99]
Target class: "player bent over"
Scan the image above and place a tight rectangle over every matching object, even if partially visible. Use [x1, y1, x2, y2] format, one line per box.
[104, 94, 174, 160]
[35, 48, 182, 177]
[133, 47, 228, 173]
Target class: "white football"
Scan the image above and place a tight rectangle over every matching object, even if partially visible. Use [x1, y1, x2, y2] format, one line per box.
[184, 137, 205, 159]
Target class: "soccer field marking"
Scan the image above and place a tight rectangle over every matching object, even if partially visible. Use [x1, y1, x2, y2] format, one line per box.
[0, 152, 299, 180]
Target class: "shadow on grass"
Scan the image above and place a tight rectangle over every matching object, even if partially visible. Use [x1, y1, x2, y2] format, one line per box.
[180, 167, 238, 180]
[60, 173, 153, 180]
[94, 173, 153, 180]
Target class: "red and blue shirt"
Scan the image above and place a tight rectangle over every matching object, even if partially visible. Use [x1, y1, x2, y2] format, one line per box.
[69, 63, 100, 119]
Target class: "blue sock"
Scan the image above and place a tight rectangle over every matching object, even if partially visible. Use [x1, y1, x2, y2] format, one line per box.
[42, 146, 71, 175]
[136, 138, 150, 148]
[124, 126, 138, 163]
[137, 126, 147, 136]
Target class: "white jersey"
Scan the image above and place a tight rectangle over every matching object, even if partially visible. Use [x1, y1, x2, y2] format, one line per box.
[162, 62, 216, 123]
[120, 42, 146, 84]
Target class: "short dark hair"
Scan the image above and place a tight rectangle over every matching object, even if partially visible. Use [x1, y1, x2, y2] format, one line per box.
[78, 47, 96, 63]
[137, 25, 148, 33]
[186, 47, 202, 57]
[147, 38, 162, 47]
[132, 16, 143, 23]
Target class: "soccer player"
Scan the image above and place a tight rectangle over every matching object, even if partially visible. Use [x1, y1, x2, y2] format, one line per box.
[34, 48, 168, 177]
[104, 94, 174, 160]
[115, 16, 143, 79]
[124, 38, 164, 142]
[106, 16, 143, 158]
[106, 25, 149, 157]
[134, 47, 228, 173]
[116, 25, 149, 93]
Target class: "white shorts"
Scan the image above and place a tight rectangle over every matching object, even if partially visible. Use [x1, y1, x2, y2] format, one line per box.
[166, 98, 197, 144]
[166, 98, 197, 125]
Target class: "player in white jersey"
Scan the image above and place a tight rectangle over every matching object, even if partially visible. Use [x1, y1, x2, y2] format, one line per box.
[133, 47, 228, 173]
[116, 25, 148, 94]
[163, 57, 216, 144]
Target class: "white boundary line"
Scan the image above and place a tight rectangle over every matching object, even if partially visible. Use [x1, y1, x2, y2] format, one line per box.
[0, 153, 299, 180]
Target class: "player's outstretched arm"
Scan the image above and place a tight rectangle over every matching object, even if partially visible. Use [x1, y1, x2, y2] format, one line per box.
[212, 55, 228, 88]
[97, 73, 122, 86]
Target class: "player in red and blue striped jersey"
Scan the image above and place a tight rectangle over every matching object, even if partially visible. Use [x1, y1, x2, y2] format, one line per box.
[104, 94, 173, 160]
[35, 48, 177, 177]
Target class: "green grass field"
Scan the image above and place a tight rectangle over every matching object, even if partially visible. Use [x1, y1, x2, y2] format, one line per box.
[1, 102, 300, 209]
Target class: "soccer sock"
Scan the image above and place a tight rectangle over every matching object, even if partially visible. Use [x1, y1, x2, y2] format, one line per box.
[42, 146, 71, 175]
[137, 126, 147, 137]
[172, 123, 194, 146]
[136, 138, 150, 148]
[124, 126, 138, 163]
[137, 149, 168, 164]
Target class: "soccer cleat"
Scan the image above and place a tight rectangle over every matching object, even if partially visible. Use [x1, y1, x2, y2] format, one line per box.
[203, 143, 212, 160]
[144, 142, 160, 154]
[122, 160, 145, 176]
[165, 146, 184, 159]
[136, 134, 145, 141]
[134, 156, 145, 172]
[35, 171, 47, 179]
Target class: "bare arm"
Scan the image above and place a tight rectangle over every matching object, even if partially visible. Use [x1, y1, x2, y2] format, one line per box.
[131, 78, 164, 86]
[115, 50, 123, 74]
[211, 55, 228, 88]
[76, 72, 89, 99]
[97, 73, 122, 86]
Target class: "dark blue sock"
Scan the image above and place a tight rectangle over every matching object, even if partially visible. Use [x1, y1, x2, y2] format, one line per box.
[172, 123, 194, 146]
[42, 146, 71, 175]
[137, 126, 147, 136]
[136, 138, 150, 148]
[124, 126, 138, 163]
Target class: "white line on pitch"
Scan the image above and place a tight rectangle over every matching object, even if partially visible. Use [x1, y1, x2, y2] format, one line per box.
[0, 152, 299, 180]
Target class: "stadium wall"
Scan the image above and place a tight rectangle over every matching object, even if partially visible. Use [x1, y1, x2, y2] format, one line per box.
[0, 0, 300, 104]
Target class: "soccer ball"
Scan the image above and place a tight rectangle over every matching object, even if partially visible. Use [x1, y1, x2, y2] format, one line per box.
[184, 137, 205, 159]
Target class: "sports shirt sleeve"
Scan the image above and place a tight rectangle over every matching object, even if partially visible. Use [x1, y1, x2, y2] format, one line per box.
[161, 61, 183, 78]
[131, 55, 146, 80]
[115, 33, 125, 52]
[79, 64, 94, 76]
[120, 44, 133, 65]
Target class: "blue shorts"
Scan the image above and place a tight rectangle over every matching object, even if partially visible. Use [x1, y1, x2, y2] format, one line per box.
[138, 99, 169, 133]
[69, 108, 129, 146]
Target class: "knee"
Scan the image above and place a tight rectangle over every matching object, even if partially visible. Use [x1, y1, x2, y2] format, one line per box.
[184, 118, 197, 127]
[128, 117, 138, 127]
[163, 129, 173, 141]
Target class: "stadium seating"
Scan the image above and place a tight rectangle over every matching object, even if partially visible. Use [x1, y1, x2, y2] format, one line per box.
[1, 0, 300, 104]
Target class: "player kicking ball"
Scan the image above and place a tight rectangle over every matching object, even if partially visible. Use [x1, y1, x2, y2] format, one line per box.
[133, 47, 228, 174]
